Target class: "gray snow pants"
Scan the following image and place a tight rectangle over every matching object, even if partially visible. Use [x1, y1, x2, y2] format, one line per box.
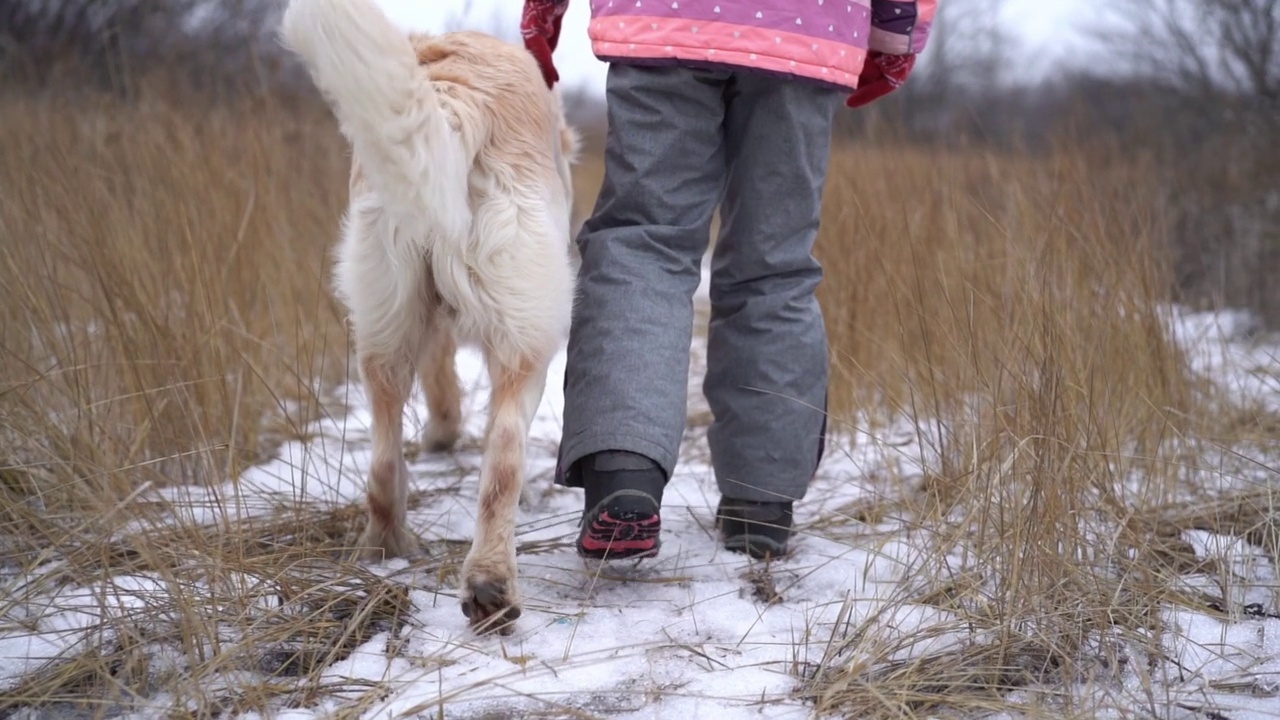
[555, 63, 842, 504]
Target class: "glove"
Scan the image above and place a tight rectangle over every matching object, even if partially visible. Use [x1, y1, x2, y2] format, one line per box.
[521, 0, 569, 89]
[845, 51, 915, 109]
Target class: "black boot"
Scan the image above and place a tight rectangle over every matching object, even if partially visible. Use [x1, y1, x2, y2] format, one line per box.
[575, 451, 666, 560]
[716, 497, 794, 559]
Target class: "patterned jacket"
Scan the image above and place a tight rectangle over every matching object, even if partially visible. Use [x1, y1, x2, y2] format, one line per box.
[583, 0, 936, 92]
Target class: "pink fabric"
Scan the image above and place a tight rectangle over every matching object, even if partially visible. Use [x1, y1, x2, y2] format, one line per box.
[911, 0, 937, 53]
[868, 0, 936, 54]
[590, 17, 868, 85]
[587, 0, 889, 90]
[592, 0, 875, 37]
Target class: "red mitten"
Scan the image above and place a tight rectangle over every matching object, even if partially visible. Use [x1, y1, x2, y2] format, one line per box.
[521, 0, 569, 88]
[845, 51, 915, 109]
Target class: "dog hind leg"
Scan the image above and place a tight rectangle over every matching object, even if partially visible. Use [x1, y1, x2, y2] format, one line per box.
[336, 205, 428, 562]
[355, 351, 419, 561]
[418, 315, 462, 453]
[459, 351, 550, 634]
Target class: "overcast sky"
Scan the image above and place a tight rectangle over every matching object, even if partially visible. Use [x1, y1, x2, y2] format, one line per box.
[374, 0, 1098, 96]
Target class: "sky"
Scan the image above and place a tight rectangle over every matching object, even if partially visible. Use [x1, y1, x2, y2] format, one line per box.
[374, 0, 1097, 96]
[996, 0, 1116, 80]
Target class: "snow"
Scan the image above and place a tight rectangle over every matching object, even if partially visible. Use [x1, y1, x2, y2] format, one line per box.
[2, 263, 1278, 717]
[221, 266, 925, 717]
[1170, 306, 1279, 414]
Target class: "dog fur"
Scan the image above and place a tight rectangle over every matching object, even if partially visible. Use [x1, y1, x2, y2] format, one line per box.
[279, 0, 580, 634]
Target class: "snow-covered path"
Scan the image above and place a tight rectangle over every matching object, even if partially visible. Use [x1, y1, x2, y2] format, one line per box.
[223, 267, 921, 719]
[244, 351, 897, 719]
[225, 277, 1280, 720]
[3, 267, 1279, 719]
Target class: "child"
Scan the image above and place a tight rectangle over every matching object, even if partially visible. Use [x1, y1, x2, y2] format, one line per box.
[521, 0, 935, 560]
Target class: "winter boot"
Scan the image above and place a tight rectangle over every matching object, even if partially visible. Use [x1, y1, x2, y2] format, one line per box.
[576, 451, 666, 560]
[716, 496, 794, 559]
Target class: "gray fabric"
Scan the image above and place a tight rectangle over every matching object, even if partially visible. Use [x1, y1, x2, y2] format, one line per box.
[556, 62, 841, 504]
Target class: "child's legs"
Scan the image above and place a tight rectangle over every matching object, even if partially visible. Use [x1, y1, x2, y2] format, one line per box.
[557, 63, 727, 486]
[704, 72, 842, 504]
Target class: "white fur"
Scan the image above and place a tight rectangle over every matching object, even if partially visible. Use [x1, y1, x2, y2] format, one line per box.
[279, 0, 579, 633]
[279, 0, 473, 241]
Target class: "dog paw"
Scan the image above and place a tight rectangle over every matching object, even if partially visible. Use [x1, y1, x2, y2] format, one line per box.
[460, 574, 521, 635]
[355, 520, 420, 563]
[423, 419, 461, 453]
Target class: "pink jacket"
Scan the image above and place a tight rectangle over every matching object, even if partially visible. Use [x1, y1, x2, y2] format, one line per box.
[585, 0, 936, 92]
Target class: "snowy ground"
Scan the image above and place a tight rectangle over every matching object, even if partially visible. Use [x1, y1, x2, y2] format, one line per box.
[2, 270, 1279, 719]
[225, 269, 927, 718]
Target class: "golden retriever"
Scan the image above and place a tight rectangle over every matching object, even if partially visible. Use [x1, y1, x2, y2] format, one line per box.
[280, 0, 580, 634]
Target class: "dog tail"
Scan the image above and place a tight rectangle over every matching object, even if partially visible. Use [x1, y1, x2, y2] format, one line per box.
[279, 0, 471, 240]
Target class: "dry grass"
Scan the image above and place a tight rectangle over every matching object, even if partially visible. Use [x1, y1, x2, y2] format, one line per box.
[0, 85, 385, 716]
[0, 87, 351, 507]
[0, 79, 1276, 719]
[800, 138, 1279, 717]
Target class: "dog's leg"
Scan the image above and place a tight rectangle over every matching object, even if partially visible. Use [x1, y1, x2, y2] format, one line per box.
[418, 317, 462, 453]
[460, 351, 547, 634]
[355, 351, 419, 561]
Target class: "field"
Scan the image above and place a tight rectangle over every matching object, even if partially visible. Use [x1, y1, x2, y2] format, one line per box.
[1, 82, 1278, 719]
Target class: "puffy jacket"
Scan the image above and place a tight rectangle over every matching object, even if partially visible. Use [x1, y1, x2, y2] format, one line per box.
[586, 0, 936, 92]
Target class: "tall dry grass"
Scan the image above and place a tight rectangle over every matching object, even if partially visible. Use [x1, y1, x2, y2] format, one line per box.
[0, 86, 398, 715]
[0, 77, 1274, 718]
[802, 138, 1278, 716]
[0, 88, 351, 510]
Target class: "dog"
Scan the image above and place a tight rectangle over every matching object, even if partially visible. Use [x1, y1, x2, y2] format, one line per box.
[279, 0, 580, 634]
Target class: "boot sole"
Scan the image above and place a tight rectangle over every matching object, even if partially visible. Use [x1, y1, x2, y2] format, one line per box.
[577, 491, 661, 560]
[722, 533, 788, 560]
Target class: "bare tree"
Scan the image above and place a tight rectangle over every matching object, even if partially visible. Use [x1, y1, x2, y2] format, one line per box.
[1107, 0, 1279, 103]
[897, 0, 1012, 135]
[1097, 0, 1280, 327]
[911, 0, 1010, 94]
[1, 0, 285, 90]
